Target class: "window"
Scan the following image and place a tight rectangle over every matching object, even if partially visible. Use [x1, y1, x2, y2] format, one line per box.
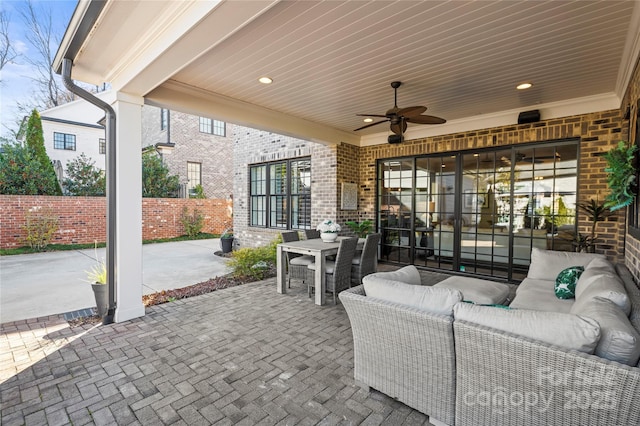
[199, 117, 226, 136]
[250, 158, 311, 229]
[99, 138, 106, 154]
[53, 132, 76, 150]
[213, 120, 225, 136]
[187, 162, 201, 195]
[160, 109, 168, 130]
[199, 117, 212, 134]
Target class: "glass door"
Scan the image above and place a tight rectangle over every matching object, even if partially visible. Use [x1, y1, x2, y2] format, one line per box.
[376, 141, 579, 281]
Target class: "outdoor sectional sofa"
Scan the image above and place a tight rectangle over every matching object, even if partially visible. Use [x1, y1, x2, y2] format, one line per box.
[339, 248, 640, 426]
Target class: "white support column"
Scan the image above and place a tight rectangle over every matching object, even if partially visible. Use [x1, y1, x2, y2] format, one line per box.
[111, 92, 145, 322]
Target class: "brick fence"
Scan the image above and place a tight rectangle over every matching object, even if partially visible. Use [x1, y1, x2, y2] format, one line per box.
[0, 195, 232, 249]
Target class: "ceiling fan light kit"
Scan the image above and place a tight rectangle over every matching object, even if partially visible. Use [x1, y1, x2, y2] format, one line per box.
[388, 134, 404, 144]
[355, 81, 446, 143]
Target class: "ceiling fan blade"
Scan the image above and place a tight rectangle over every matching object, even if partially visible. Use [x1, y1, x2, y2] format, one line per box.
[407, 115, 447, 125]
[356, 114, 388, 118]
[390, 120, 408, 135]
[354, 120, 389, 131]
[397, 106, 427, 117]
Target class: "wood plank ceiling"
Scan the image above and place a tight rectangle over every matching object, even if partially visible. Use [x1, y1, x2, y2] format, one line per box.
[165, 0, 636, 136]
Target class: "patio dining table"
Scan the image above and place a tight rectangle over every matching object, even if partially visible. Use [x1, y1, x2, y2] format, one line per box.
[277, 236, 364, 305]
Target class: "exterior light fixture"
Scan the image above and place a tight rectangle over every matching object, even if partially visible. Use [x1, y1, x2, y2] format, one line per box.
[258, 76, 273, 84]
[517, 82, 533, 90]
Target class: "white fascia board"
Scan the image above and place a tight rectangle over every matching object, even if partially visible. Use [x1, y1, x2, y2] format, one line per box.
[615, 1, 640, 98]
[359, 93, 622, 147]
[114, 0, 281, 95]
[146, 81, 359, 146]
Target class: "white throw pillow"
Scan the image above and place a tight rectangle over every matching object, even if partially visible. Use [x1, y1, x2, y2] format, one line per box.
[571, 297, 640, 365]
[527, 248, 605, 281]
[454, 302, 601, 353]
[572, 274, 631, 316]
[575, 269, 621, 299]
[585, 257, 616, 274]
[363, 265, 421, 286]
[364, 278, 462, 317]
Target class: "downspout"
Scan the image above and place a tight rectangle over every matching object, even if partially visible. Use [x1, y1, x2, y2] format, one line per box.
[61, 58, 116, 325]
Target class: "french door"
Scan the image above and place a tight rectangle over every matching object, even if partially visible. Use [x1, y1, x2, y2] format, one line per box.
[377, 141, 578, 281]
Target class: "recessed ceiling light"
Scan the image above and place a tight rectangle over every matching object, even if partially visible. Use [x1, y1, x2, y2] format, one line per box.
[363, 118, 373, 123]
[258, 77, 273, 84]
[517, 82, 533, 90]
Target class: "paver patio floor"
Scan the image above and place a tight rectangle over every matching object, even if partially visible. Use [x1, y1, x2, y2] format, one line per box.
[1, 277, 441, 425]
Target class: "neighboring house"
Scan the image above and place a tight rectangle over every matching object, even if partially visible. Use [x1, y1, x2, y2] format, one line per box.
[141, 106, 233, 199]
[40, 99, 106, 183]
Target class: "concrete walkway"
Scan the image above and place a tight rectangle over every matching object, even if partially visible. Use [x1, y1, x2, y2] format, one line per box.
[0, 239, 230, 324]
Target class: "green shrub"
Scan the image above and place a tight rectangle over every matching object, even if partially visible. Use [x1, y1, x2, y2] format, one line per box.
[227, 235, 281, 280]
[22, 207, 59, 251]
[190, 184, 206, 199]
[179, 206, 205, 238]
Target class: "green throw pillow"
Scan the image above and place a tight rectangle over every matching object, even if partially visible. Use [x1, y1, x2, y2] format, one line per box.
[555, 266, 585, 299]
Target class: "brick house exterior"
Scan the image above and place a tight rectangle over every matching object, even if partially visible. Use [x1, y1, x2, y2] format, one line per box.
[141, 106, 234, 200]
[232, 58, 640, 278]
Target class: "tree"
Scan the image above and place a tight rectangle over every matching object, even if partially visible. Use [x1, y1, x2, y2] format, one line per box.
[0, 10, 17, 74]
[23, 109, 61, 195]
[0, 141, 61, 195]
[19, 1, 75, 110]
[142, 152, 180, 198]
[64, 153, 106, 196]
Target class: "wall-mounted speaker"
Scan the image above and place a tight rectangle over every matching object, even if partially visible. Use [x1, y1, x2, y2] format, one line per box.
[388, 134, 403, 144]
[518, 110, 540, 124]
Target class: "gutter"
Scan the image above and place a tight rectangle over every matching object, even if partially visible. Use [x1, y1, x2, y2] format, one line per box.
[61, 58, 116, 325]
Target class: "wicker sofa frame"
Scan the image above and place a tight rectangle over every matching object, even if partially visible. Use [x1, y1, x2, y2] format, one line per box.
[340, 263, 640, 426]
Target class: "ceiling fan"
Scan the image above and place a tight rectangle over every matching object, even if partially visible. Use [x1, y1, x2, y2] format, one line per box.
[354, 81, 446, 138]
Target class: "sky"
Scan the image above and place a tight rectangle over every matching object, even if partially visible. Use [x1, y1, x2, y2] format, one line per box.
[0, 0, 77, 138]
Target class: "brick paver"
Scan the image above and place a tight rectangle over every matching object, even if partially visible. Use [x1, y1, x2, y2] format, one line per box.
[0, 279, 438, 425]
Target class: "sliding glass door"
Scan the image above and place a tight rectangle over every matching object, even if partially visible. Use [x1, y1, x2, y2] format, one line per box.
[377, 140, 579, 281]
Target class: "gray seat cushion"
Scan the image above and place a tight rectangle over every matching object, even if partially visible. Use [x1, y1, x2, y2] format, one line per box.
[289, 255, 315, 266]
[308, 260, 335, 274]
[509, 278, 574, 313]
[434, 276, 510, 305]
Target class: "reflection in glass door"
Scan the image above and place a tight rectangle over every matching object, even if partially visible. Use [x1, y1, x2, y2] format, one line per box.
[376, 141, 579, 281]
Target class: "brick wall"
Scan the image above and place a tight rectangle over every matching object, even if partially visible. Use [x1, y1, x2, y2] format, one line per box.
[359, 110, 627, 264]
[0, 195, 231, 248]
[141, 106, 234, 200]
[621, 54, 640, 280]
[232, 127, 341, 247]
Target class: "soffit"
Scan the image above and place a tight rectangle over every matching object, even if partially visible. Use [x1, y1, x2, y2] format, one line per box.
[62, 0, 640, 145]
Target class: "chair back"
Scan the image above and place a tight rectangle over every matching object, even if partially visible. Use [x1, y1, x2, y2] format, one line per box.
[330, 237, 359, 291]
[304, 229, 321, 239]
[358, 233, 381, 279]
[281, 231, 299, 243]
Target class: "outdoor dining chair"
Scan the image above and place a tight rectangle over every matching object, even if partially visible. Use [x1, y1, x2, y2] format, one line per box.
[281, 231, 314, 288]
[351, 233, 381, 285]
[307, 236, 359, 304]
[304, 229, 321, 239]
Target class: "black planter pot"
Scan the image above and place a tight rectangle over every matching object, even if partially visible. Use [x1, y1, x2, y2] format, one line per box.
[91, 283, 108, 317]
[221, 237, 234, 253]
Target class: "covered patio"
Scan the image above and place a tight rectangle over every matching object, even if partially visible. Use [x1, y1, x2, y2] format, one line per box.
[0, 273, 451, 425]
[52, 0, 640, 322]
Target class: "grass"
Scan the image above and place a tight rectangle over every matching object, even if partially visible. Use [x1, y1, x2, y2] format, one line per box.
[0, 233, 219, 256]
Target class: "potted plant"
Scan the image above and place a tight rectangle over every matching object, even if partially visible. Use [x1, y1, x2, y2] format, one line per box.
[345, 220, 372, 238]
[85, 255, 108, 317]
[574, 198, 611, 252]
[317, 219, 341, 242]
[220, 228, 234, 253]
[604, 140, 637, 211]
